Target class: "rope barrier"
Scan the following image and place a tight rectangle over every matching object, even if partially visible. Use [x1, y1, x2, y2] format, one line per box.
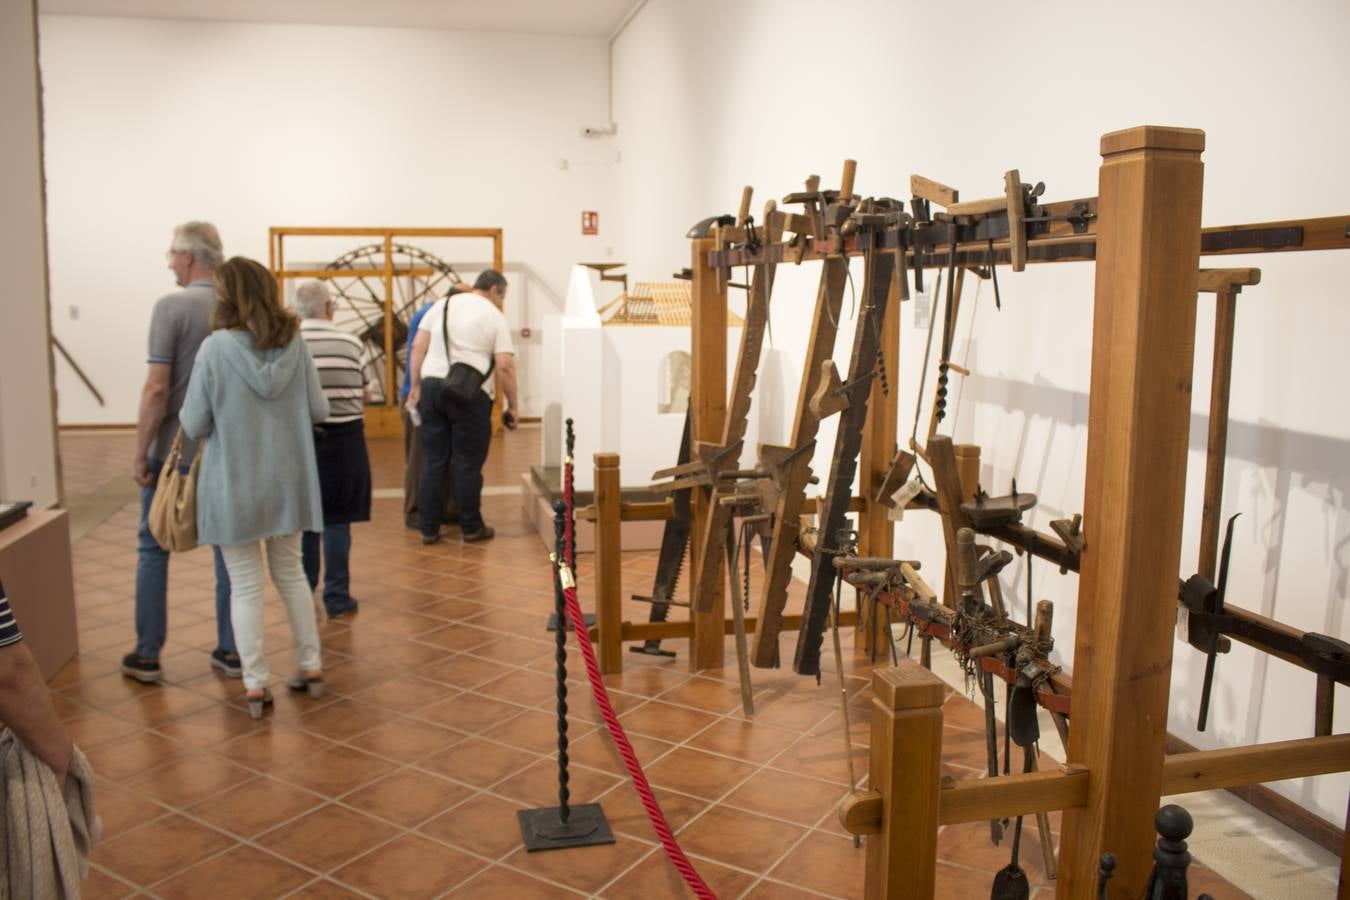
[559, 456, 716, 899]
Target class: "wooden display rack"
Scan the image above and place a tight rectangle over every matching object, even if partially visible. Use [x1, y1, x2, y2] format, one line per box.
[822, 126, 1350, 897]
[582, 123, 1347, 895]
[268, 226, 503, 437]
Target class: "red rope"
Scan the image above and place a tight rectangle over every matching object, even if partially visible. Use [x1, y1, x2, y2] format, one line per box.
[561, 464, 716, 899]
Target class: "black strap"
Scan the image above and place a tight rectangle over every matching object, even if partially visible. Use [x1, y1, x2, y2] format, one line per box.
[440, 295, 496, 381]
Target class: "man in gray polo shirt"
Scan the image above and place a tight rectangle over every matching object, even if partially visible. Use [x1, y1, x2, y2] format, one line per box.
[123, 221, 237, 684]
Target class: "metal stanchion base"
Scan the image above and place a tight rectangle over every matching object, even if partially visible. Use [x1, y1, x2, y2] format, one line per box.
[517, 803, 615, 852]
[546, 612, 596, 632]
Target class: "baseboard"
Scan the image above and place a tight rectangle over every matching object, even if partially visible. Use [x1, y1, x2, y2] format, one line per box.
[1164, 733, 1344, 854]
[59, 423, 135, 431]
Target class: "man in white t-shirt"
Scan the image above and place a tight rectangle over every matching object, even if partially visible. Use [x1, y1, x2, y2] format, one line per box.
[406, 269, 518, 544]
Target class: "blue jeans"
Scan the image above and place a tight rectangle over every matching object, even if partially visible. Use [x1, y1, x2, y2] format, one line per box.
[135, 458, 235, 659]
[301, 524, 353, 615]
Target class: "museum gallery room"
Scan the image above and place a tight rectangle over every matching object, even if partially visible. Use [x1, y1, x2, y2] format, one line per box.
[1, 0, 1347, 898]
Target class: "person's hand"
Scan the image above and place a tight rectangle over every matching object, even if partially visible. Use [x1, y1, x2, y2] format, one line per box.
[502, 410, 518, 431]
[132, 456, 155, 487]
[405, 390, 419, 413]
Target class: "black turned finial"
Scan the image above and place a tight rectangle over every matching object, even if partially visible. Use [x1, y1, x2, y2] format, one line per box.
[1096, 852, 1117, 900]
[1146, 804, 1195, 900]
[565, 417, 575, 456]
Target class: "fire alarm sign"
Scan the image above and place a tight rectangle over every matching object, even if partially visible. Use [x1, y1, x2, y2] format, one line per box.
[581, 211, 598, 235]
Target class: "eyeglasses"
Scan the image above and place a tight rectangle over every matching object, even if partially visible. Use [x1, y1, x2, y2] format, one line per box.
[165, 249, 189, 262]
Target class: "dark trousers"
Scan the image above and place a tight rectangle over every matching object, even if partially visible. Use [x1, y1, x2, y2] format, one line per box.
[401, 404, 457, 528]
[302, 525, 351, 615]
[418, 379, 492, 536]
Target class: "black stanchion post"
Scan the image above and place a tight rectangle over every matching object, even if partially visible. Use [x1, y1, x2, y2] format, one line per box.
[517, 422, 613, 852]
[545, 419, 596, 633]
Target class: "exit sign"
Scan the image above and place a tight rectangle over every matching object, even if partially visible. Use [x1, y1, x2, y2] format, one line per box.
[581, 211, 598, 235]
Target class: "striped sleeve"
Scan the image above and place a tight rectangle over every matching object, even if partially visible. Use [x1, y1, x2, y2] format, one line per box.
[0, 582, 22, 648]
[301, 322, 367, 423]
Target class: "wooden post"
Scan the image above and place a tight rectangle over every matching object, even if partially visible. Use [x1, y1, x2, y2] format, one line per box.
[1198, 286, 1238, 582]
[861, 662, 945, 899]
[1058, 125, 1206, 898]
[690, 236, 728, 670]
[1338, 793, 1348, 900]
[856, 267, 902, 656]
[382, 234, 396, 416]
[594, 453, 623, 674]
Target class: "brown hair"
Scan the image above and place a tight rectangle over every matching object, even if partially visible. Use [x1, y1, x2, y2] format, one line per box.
[211, 256, 298, 350]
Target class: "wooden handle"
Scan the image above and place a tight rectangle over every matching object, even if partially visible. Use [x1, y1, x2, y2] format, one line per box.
[839, 159, 857, 201]
[901, 562, 938, 602]
[737, 186, 753, 228]
[956, 527, 979, 591]
[911, 174, 959, 207]
[805, 174, 821, 193]
[1034, 599, 1054, 644]
[945, 196, 1008, 217]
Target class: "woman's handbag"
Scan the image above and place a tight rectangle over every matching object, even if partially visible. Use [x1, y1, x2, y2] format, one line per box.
[147, 430, 201, 552]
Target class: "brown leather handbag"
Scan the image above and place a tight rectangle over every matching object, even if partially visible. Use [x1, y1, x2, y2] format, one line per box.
[147, 430, 201, 552]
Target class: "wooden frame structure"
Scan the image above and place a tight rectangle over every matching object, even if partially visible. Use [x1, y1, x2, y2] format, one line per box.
[826, 126, 1350, 897]
[579, 451, 859, 673]
[268, 226, 503, 436]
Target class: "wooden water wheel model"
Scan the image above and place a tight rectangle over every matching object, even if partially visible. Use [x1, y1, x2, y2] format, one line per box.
[268, 227, 503, 436]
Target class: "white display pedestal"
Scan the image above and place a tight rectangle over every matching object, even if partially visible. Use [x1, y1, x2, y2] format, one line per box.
[524, 265, 752, 551]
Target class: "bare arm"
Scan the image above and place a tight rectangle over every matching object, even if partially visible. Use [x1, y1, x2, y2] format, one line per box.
[0, 642, 73, 784]
[405, 330, 431, 410]
[495, 352, 519, 429]
[132, 363, 172, 485]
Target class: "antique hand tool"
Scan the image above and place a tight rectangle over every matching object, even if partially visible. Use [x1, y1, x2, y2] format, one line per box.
[630, 405, 694, 658]
[1180, 513, 1350, 734]
[686, 187, 788, 619]
[794, 200, 904, 676]
[990, 744, 1036, 900]
[962, 481, 1038, 529]
[750, 162, 856, 668]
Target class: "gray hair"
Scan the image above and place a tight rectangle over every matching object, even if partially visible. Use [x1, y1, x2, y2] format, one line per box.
[294, 280, 332, 319]
[170, 221, 224, 269]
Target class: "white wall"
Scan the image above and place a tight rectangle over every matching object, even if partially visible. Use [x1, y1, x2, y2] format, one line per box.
[612, 0, 1350, 824]
[1, 0, 61, 509]
[38, 14, 616, 423]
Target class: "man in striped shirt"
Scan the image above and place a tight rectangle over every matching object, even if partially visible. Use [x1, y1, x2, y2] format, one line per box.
[296, 281, 372, 618]
[0, 582, 75, 785]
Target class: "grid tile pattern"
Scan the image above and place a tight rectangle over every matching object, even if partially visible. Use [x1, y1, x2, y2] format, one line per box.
[26, 428, 1256, 899]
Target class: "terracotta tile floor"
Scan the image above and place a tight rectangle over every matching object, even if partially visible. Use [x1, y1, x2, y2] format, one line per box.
[33, 427, 1254, 899]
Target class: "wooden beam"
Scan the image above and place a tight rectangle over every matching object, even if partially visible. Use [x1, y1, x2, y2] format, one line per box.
[689, 236, 727, 670]
[270, 226, 504, 239]
[1161, 734, 1350, 795]
[940, 766, 1090, 825]
[1197, 267, 1260, 293]
[1058, 125, 1207, 899]
[751, 255, 849, 667]
[848, 733, 1350, 833]
[855, 263, 901, 657]
[575, 500, 673, 523]
[1198, 286, 1239, 582]
[594, 453, 623, 674]
[597, 608, 861, 643]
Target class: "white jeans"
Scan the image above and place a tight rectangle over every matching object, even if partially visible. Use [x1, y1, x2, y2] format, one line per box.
[218, 533, 321, 691]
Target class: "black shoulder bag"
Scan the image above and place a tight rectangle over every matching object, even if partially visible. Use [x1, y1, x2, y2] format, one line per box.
[439, 296, 494, 406]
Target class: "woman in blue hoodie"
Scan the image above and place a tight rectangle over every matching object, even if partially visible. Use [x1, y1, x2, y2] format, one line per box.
[180, 257, 329, 717]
